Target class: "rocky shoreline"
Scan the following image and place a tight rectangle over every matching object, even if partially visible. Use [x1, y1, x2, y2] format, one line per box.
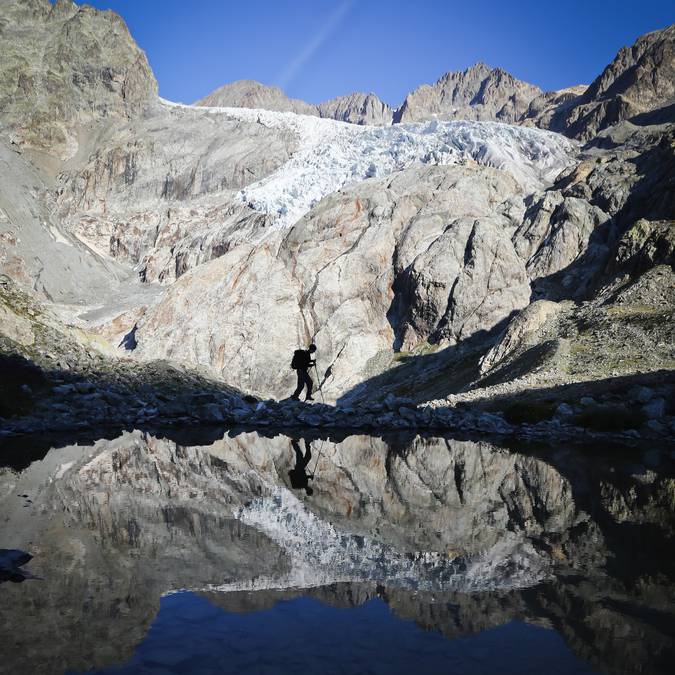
[2, 371, 673, 446]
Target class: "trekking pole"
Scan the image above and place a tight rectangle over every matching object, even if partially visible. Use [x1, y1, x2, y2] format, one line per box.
[313, 362, 326, 404]
[309, 439, 325, 478]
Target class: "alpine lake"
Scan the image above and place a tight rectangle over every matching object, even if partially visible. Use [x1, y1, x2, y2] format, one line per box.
[1, 425, 673, 675]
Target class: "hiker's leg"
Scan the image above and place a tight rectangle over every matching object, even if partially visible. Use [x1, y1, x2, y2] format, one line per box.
[291, 440, 303, 465]
[292, 371, 304, 399]
[305, 371, 314, 398]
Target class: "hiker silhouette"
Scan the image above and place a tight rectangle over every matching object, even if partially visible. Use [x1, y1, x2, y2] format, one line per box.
[290, 344, 317, 401]
[118, 323, 137, 350]
[289, 438, 313, 495]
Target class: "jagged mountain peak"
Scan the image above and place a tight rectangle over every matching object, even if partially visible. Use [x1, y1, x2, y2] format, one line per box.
[394, 63, 542, 124]
[545, 22, 675, 139]
[195, 79, 392, 125]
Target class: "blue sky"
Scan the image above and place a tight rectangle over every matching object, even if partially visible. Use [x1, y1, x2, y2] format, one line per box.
[77, 0, 674, 106]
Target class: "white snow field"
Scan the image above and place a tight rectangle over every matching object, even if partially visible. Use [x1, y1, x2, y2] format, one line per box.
[162, 99, 577, 229]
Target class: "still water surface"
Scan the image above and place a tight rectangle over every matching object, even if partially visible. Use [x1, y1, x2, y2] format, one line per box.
[0, 428, 672, 674]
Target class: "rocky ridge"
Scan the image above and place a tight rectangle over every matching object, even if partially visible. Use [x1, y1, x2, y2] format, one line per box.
[0, 0, 157, 160]
[547, 24, 675, 140]
[196, 81, 393, 126]
[393, 62, 542, 124]
[195, 26, 674, 138]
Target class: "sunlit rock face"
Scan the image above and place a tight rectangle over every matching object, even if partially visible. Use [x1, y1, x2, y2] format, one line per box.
[0, 431, 673, 674]
[394, 63, 542, 124]
[135, 165, 533, 400]
[0, 0, 157, 160]
[546, 24, 675, 140]
[53, 107, 297, 284]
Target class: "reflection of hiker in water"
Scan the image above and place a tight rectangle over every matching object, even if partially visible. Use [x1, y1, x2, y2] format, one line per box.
[290, 344, 317, 401]
[289, 438, 313, 495]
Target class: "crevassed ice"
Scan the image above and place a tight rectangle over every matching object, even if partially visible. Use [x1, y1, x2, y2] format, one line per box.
[161, 99, 577, 229]
[187, 486, 551, 594]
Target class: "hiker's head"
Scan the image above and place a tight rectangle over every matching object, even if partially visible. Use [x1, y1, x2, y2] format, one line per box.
[309, 344, 317, 353]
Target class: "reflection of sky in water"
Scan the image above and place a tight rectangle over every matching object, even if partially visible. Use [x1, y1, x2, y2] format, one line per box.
[79, 592, 597, 675]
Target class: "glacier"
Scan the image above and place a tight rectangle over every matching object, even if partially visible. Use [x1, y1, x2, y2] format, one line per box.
[161, 99, 578, 229]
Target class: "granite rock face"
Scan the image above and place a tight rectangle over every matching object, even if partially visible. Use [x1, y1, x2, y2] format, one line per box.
[519, 85, 588, 129]
[195, 79, 318, 115]
[0, 0, 157, 160]
[135, 165, 533, 399]
[318, 92, 393, 125]
[195, 80, 393, 126]
[394, 63, 542, 124]
[0, 0, 673, 418]
[0, 137, 137, 303]
[53, 102, 297, 282]
[546, 24, 675, 140]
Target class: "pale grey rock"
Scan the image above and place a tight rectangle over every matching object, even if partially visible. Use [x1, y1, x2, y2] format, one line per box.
[479, 300, 562, 375]
[53, 102, 297, 282]
[318, 92, 392, 125]
[0, 137, 144, 304]
[136, 164, 532, 400]
[394, 63, 542, 124]
[519, 85, 588, 128]
[195, 79, 317, 115]
[391, 214, 530, 349]
[513, 192, 610, 282]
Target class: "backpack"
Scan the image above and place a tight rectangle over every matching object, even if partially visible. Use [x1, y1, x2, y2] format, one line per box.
[291, 349, 307, 370]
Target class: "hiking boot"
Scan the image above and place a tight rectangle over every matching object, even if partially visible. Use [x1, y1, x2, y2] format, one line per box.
[305, 396, 314, 402]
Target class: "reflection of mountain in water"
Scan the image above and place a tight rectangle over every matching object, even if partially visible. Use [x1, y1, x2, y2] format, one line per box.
[0, 430, 673, 674]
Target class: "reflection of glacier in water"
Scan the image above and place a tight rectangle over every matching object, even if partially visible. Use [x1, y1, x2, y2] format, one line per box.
[197, 486, 551, 594]
[0, 429, 673, 675]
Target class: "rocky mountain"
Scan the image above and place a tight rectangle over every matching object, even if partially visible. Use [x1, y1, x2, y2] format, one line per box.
[394, 62, 542, 124]
[317, 91, 393, 125]
[547, 24, 675, 139]
[195, 79, 318, 115]
[195, 25, 675, 137]
[0, 0, 157, 160]
[519, 85, 588, 129]
[196, 80, 393, 126]
[0, 0, 673, 438]
[196, 64, 543, 127]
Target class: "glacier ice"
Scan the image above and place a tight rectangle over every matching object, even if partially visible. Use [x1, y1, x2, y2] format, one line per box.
[161, 99, 577, 229]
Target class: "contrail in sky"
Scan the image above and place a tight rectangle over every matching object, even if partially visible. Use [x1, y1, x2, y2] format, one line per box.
[277, 0, 353, 90]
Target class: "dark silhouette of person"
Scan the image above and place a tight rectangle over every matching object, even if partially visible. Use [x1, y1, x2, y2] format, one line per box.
[288, 438, 313, 495]
[291, 343, 317, 401]
[118, 323, 138, 350]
